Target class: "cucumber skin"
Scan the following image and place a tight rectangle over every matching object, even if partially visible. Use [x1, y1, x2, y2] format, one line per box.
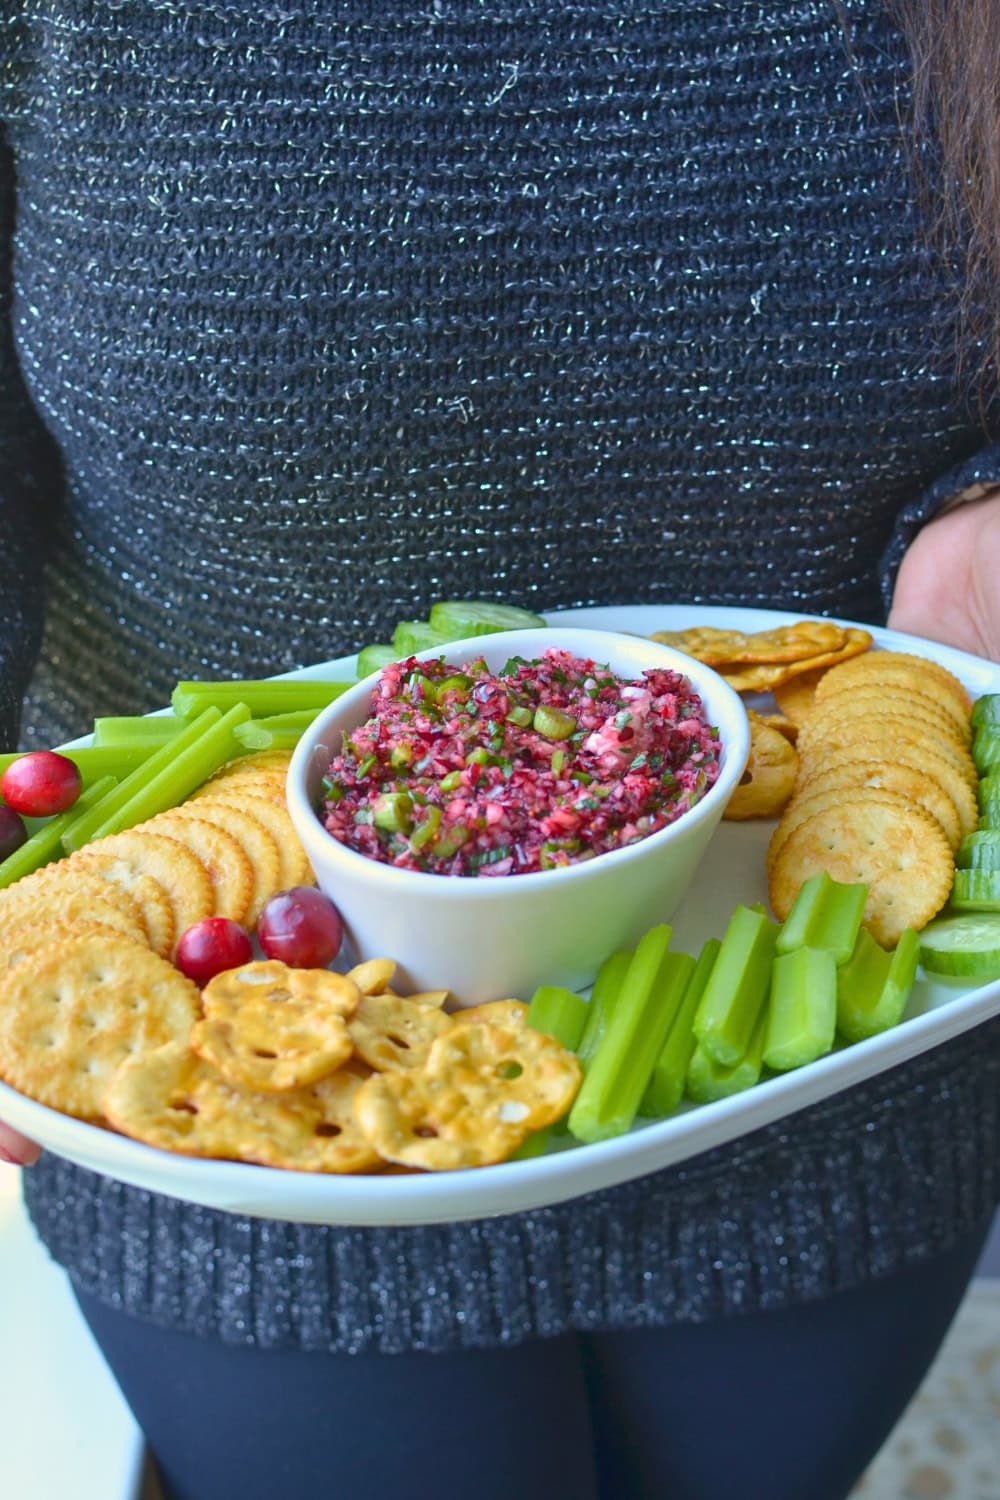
[977, 773, 1000, 828]
[957, 831, 1000, 871]
[355, 644, 399, 678]
[392, 620, 451, 655]
[973, 729, 1000, 777]
[428, 599, 547, 637]
[917, 913, 1000, 978]
[950, 870, 1000, 912]
[972, 694, 1000, 731]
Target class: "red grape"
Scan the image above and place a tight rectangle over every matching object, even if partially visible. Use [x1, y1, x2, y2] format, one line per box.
[257, 886, 344, 968]
[1, 751, 83, 817]
[175, 917, 254, 987]
[0, 803, 28, 862]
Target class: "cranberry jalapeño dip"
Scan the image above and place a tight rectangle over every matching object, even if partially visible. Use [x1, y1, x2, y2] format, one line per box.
[318, 648, 722, 877]
[287, 627, 748, 1003]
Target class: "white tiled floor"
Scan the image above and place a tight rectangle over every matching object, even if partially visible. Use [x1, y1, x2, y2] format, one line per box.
[0, 1171, 144, 1500]
[979, 1213, 1000, 1277]
[850, 1279, 1000, 1500]
[3, 1172, 998, 1500]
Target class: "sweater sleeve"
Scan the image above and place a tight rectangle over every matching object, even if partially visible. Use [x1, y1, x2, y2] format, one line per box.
[879, 442, 1000, 615]
[0, 129, 62, 749]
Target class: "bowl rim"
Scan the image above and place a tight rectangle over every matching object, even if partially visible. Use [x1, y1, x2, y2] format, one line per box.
[286, 625, 751, 894]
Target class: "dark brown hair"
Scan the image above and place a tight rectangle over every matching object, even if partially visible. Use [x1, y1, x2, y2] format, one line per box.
[888, 0, 1000, 406]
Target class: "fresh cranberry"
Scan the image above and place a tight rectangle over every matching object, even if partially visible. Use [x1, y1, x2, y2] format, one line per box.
[0, 802, 28, 861]
[175, 918, 254, 987]
[0, 751, 83, 817]
[257, 887, 344, 968]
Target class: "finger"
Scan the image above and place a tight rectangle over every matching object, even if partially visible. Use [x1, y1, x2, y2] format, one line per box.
[0, 1121, 42, 1167]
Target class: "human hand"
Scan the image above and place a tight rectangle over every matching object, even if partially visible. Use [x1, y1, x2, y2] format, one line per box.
[888, 491, 1000, 662]
[0, 1120, 40, 1167]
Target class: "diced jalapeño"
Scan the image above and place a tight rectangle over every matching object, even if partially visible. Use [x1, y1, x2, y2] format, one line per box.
[532, 705, 577, 741]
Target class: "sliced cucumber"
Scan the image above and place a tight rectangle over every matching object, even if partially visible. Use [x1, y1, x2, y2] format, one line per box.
[355, 643, 398, 678]
[978, 773, 1000, 829]
[957, 830, 1000, 871]
[392, 619, 451, 656]
[972, 727, 1000, 778]
[917, 913, 1000, 978]
[971, 693, 1000, 732]
[950, 870, 1000, 912]
[428, 599, 546, 638]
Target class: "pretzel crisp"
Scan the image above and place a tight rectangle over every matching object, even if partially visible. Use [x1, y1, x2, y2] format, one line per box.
[353, 1019, 582, 1169]
[348, 992, 455, 1072]
[105, 1041, 381, 1173]
[191, 960, 360, 1091]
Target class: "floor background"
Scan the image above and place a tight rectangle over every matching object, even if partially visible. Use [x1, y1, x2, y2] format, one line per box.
[849, 1272, 1000, 1500]
[980, 1215, 1000, 1276]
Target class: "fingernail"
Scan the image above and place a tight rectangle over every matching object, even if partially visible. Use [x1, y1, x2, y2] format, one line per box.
[0, 1146, 27, 1166]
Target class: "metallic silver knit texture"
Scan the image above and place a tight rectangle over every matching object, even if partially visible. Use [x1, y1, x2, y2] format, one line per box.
[1, 0, 995, 751]
[3, 0, 1000, 1352]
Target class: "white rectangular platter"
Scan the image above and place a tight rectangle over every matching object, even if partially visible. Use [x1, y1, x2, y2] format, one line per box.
[0, 603, 997, 1226]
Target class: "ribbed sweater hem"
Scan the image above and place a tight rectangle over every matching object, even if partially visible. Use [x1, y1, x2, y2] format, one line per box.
[23, 1018, 1000, 1355]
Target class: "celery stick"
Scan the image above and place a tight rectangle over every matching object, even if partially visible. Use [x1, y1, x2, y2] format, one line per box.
[0, 744, 156, 783]
[525, 985, 590, 1051]
[547, 953, 630, 1143]
[693, 905, 779, 1066]
[510, 986, 591, 1159]
[61, 708, 222, 852]
[775, 871, 867, 965]
[836, 927, 919, 1043]
[630, 949, 698, 1111]
[763, 946, 837, 1071]
[85, 703, 253, 843]
[170, 679, 351, 721]
[61, 703, 252, 853]
[575, 950, 632, 1069]
[568, 927, 688, 1144]
[0, 776, 117, 888]
[508, 1128, 558, 1160]
[234, 710, 317, 751]
[687, 1007, 768, 1104]
[92, 716, 186, 748]
[642, 937, 721, 1117]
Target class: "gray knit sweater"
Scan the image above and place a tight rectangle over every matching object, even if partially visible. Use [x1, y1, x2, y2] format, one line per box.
[3, 0, 999, 1352]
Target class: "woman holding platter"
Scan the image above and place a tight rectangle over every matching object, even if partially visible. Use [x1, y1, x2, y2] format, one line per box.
[1, 4, 1000, 1499]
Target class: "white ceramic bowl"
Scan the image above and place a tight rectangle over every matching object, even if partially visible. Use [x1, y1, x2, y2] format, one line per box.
[287, 627, 750, 1005]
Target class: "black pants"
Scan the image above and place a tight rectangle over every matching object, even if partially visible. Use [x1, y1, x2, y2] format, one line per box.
[74, 1223, 989, 1500]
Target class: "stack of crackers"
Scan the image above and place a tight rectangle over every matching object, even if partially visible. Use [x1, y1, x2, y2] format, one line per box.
[651, 624, 975, 947]
[766, 652, 974, 946]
